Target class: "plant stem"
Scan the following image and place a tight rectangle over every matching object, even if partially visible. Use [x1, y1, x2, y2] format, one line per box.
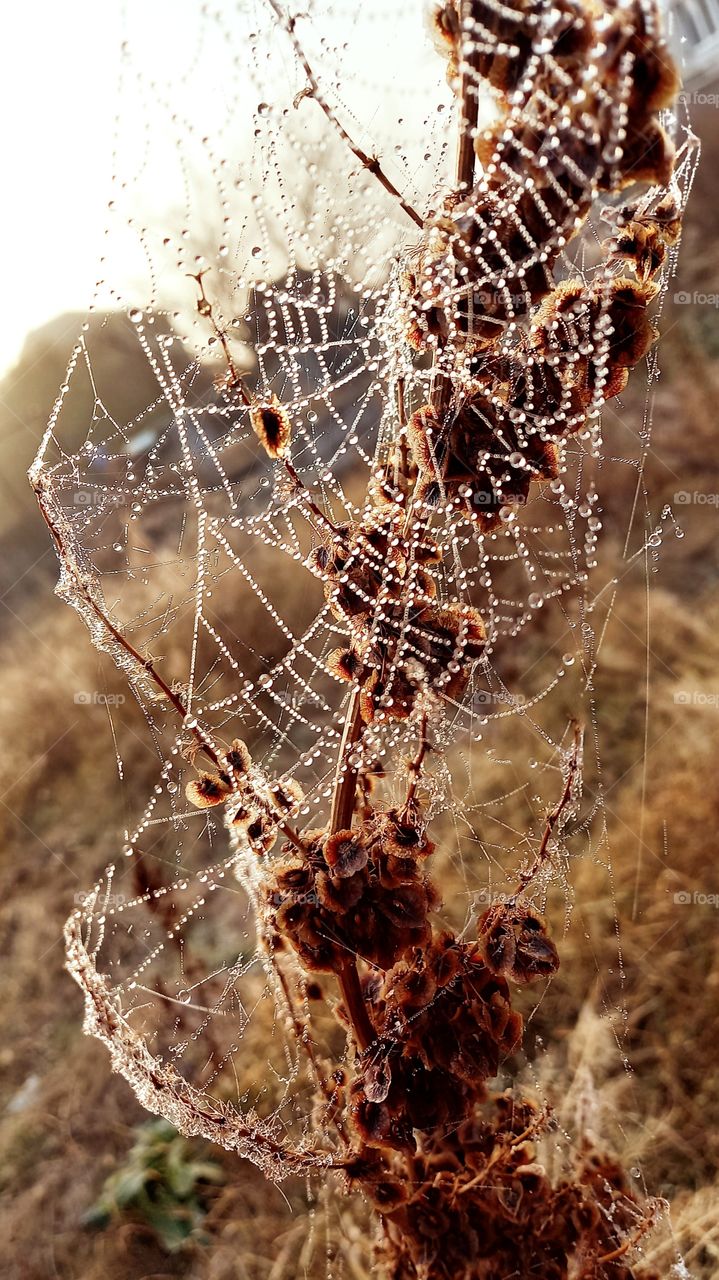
[327, 692, 376, 1049]
[267, 0, 424, 229]
[328, 689, 363, 835]
[456, 12, 479, 193]
[336, 959, 375, 1053]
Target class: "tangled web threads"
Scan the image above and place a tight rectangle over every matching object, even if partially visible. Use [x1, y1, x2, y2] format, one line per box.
[32, 0, 697, 1274]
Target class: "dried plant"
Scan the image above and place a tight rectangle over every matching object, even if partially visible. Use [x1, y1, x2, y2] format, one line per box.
[30, 1, 697, 1276]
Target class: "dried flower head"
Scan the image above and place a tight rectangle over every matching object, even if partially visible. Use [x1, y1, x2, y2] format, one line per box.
[185, 772, 231, 808]
[250, 394, 292, 458]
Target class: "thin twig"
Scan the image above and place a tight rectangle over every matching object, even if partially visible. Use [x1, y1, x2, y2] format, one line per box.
[327, 691, 377, 1050]
[511, 722, 582, 900]
[456, 5, 479, 193]
[189, 270, 253, 405]
[267, 0, 424, 229]
[336, 959, 375, 1053]
[283, 457, 342, 535]
[329, 689, 364, 835]
[33, 476, 307, 850]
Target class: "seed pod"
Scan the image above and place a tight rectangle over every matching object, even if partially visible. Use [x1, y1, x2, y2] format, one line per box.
[250, 394, 292, 458]
[185, 772, 231, 808]
[268, 777, 304, 813]
[324, 829, 369, 878]
[226, 738, 252, 776]
[326, 647, 365, 682]
[315, 870, 365, 913]
[479, 903, 560, 985]
[382, 809, 435, 859]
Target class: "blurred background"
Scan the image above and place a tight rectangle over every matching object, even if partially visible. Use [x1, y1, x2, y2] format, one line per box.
[2, 3, 719, 1277]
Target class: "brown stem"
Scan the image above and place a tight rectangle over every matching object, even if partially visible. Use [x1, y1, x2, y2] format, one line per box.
[189, 271, 252, 405]
[276, 820, 307, 854]
[455, 12, 479, 193]
[337, 959, 375, 1053]
[267, 0, 423, 229]
[329, 689, 364, 835]
[33, 476, 307, 853]
[401, 12, 480, 533]
[595, 1213, 655, 1266]
[328, 695, 376, 1051]
[283, 457, 341, 534]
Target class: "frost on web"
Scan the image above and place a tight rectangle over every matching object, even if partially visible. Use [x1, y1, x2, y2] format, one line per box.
[31, 0, 696, 1205]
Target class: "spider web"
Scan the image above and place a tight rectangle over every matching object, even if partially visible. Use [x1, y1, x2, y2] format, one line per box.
[31, 0, 698, 1265]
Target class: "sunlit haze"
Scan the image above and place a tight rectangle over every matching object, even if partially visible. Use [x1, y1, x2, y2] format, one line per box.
[4, 0, 449, 377]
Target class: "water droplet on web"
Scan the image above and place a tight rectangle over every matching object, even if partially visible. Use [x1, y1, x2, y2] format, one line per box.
[129, 308, 143, 324]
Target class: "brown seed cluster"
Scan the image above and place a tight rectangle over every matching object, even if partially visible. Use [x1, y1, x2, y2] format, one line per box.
[266, 814, 439, 974]
[313, 510, 486, 720]
[185, 737, 303, 852]
[265, 809, 560, 1170]
[350, 935, 524, 1153]
[360, 1094, 660, 1280]
[394, 0, 680, 530]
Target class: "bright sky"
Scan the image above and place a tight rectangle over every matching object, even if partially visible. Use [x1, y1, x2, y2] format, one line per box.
[4, 3, 124, 373]
[3, 1, 456, 379]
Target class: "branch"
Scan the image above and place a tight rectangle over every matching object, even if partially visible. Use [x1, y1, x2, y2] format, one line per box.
[512, 722, 582, 900]
[267, 0, 424, 230]
[32, 474, 307, 851]
[329, 689, 364, 835]
[455, 8, 479, 192]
